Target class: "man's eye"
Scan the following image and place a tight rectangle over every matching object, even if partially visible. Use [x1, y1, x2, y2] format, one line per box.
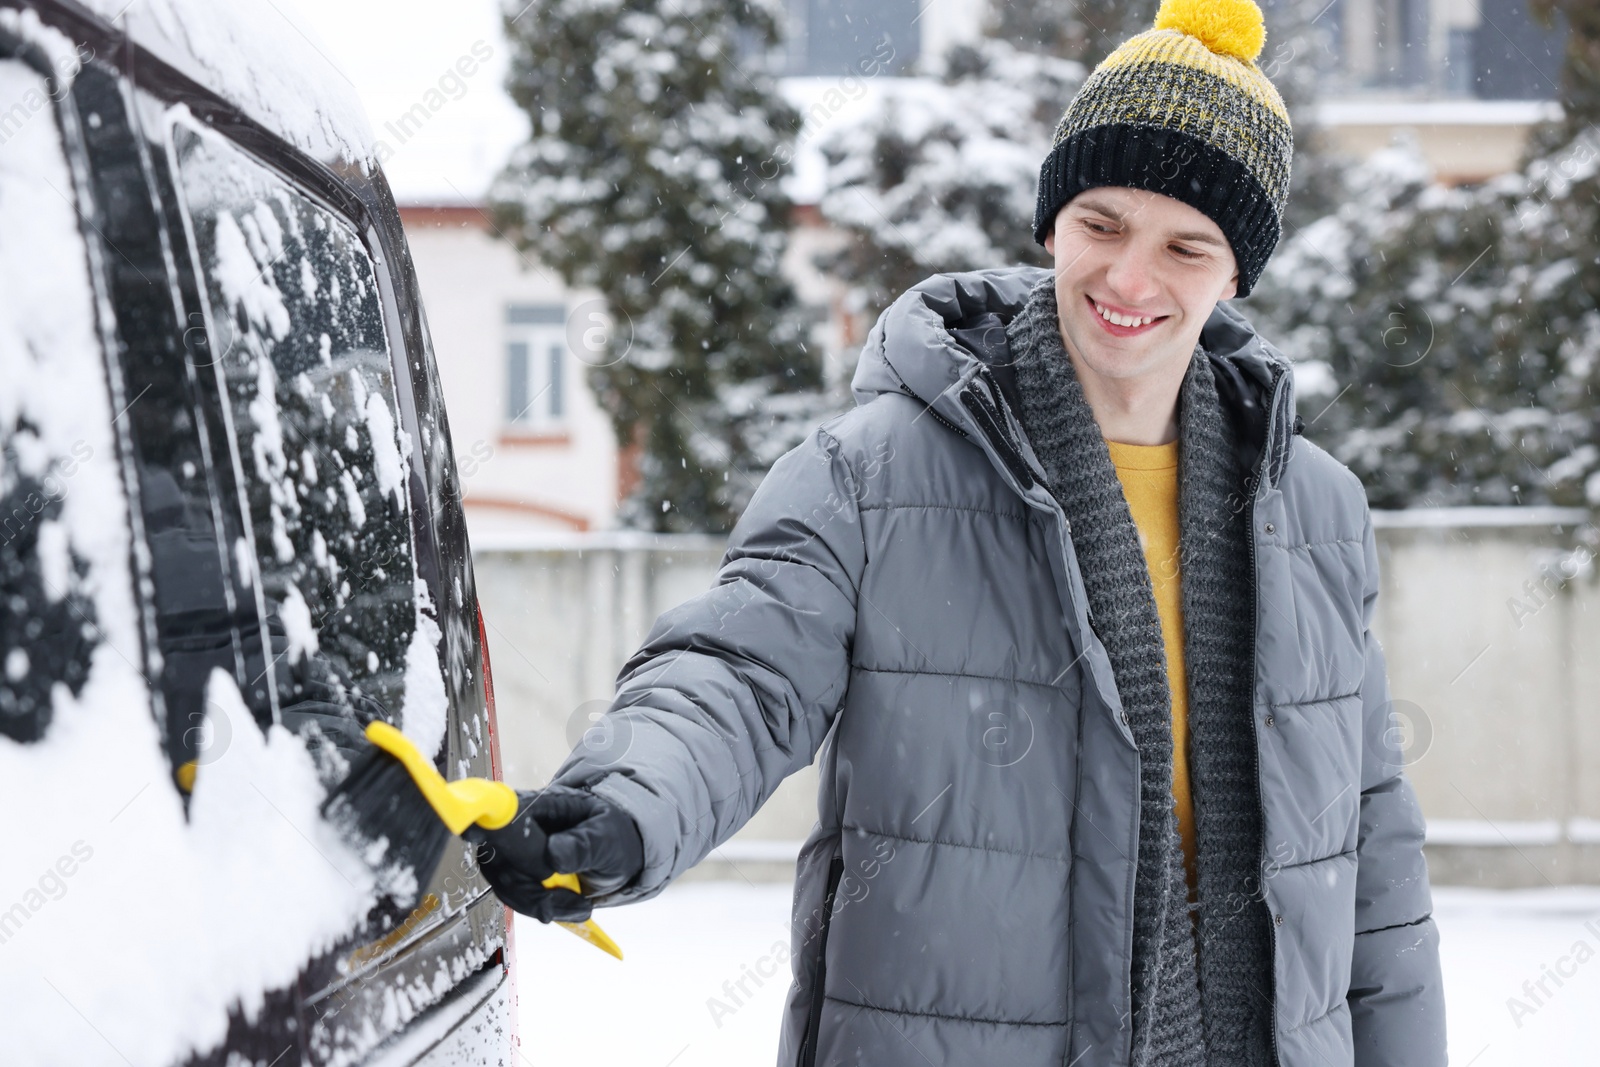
[1085, 221, 1114, 234]
[1172, 246, 1201, 259]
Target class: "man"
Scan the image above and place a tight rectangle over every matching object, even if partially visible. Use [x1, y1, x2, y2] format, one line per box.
[471, 0, 1449, 1063]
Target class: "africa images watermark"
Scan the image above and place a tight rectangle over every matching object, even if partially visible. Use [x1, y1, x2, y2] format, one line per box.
[370, 39, 495, 166]
[0, 41, 94, 148]
[704, 836, 898, 1029]
[710, 38, 898, 229]
[0, 840, 95, 946]
[1507, 522, 1597, 630]
[0, 440, 95, 546]
[1504, 915, 1600, 1029]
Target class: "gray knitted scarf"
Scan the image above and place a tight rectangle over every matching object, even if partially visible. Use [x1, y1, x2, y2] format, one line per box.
[1003, 278, 1276, 1067]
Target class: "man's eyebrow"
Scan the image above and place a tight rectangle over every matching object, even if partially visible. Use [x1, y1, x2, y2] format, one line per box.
[1071, 196, 1228, 248]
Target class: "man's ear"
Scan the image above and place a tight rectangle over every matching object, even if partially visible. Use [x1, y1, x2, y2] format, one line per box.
[1044, 230, 1055, 256]
[1222, 270, 1238, 302]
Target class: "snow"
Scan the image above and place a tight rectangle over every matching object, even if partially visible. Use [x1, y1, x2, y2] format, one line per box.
[777, 76, 905, 205]
[364, 390, 410, 511]
[400, 583, 448, 760]
[1436, 887, 1600, 1064]
[1288, 358, 1336, 399]
[515, 882, 795, 1065]
[77, 0, 377, 171]
[363, 963, 510, 1067]
[808, 39, 1084, 311]
[515, 880, 1600, 1066]
[279, 583, 320, 664]
[0, 660, 378, 1067]
[0, 54, 137, 660]
[1312, 98, 1564, 127]
[1253, 116, 1600, 509]
[214, 211, 291, 341]
[1427, 819, 1564, 847]
[341, 468, 368, 528]
[1371, 506, 1592, 530]
[0, 8, 87, 80]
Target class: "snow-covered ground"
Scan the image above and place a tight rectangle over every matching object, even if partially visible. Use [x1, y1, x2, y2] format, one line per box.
[516, 883, 1600, 1066]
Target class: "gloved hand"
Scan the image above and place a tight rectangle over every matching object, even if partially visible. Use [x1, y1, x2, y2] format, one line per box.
[465, 784, 644, 923]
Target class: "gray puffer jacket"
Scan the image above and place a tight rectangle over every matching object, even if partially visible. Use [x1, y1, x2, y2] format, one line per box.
[551, 265, 1447, 1067]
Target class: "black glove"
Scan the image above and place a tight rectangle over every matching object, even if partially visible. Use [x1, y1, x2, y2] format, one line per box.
[466, 785, 644, 923]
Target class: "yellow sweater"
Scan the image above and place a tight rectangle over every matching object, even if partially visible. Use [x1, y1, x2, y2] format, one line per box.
[1106, 438, 1198, 906]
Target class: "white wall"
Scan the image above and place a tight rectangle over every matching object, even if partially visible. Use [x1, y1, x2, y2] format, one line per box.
[402, 208, 620, 537]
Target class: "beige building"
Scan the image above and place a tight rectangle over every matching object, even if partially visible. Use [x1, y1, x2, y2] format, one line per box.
[401, 205, 621, 539]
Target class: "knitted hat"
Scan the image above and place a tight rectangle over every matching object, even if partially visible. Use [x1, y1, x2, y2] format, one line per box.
[1032, 0, 1293, 297]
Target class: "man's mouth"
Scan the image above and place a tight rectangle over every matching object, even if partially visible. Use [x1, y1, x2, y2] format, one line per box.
[1086, 295, 1167, 336]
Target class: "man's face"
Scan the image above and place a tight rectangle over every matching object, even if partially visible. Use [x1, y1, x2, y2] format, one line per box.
[1043, 187, 1239, 387]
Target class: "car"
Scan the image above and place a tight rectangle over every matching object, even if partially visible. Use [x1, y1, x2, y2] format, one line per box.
[0, 1, 516, 1064]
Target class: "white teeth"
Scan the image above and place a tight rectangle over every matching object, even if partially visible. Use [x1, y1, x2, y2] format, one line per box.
[1093, 299, 1153, 328]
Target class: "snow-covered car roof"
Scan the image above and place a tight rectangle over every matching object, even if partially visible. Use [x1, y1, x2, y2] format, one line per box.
[74, 0, 377, 170]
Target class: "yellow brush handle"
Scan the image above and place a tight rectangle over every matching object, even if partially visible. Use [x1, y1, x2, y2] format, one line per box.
[362, 721, 624, 960]
[365, 721, 513, 833]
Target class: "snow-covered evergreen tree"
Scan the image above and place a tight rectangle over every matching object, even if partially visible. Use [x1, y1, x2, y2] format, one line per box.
[492, 0, 831, 532]
[1527, 0, 1597, 150]
[1251, 40, 1600, 509]
[810, 38, 1084, 324]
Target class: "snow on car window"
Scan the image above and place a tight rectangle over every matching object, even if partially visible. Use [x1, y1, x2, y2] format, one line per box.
[170, 121, 447, 761]
[0, 53, 379, 1067]
[0, 55, 118, 747]
[76, 0, 376, 171]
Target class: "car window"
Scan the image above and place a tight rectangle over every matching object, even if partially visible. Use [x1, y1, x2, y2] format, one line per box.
[166, 120, 444, 767]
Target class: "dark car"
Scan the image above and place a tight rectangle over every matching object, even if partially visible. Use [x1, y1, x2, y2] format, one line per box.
[0, 2, 516, 1063]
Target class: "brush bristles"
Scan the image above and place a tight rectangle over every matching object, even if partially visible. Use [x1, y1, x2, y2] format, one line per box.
[323, 742, 453, 902]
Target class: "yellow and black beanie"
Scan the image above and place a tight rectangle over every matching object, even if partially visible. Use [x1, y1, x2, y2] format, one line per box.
[1032, 0, 1293, 297]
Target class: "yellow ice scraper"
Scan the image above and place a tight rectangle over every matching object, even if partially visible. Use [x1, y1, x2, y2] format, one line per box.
[333, 719, 623, 960]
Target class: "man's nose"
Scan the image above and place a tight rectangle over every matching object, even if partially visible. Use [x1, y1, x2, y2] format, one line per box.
[1102, 248, 1160, 306]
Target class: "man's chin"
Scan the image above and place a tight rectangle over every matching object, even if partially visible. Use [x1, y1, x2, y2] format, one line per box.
[1068, 328, 1188, 383]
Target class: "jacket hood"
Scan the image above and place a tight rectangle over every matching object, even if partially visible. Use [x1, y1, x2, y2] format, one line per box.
[849, 265, 1300, 490]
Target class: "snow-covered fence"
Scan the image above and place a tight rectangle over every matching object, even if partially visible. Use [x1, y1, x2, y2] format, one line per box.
[474, 507, 1600, 887]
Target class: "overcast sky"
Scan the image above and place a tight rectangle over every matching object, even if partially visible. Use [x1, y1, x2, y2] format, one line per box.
[284, 0, 866, 206]
[288, 0, 529, 203]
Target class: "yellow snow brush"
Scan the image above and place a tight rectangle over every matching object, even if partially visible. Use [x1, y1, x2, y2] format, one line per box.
[328, 719, 623, 960]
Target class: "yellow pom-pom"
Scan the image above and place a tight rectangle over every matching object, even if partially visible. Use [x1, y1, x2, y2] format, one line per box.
[1153, 0, 1267, 62]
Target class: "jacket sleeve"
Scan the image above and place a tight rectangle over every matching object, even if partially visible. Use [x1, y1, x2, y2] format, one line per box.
[1347, 507, 1448, 1066]
[549, 424, 866, 905]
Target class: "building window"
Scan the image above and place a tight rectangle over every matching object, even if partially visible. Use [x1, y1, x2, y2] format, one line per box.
[783, 0, 917, 76]
[505, 304, 567, 430]
[1327, 0, 1566, 99]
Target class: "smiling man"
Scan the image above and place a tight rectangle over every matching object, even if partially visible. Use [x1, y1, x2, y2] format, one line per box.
[470, 0, 1447, 1064]
[1046, 186, 1243, 444]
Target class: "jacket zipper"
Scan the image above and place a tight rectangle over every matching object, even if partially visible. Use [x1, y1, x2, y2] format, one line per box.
[800, 853, 846, 1067]
[959, 386, 1036, 490]
[1247, 369, 1289, 1067]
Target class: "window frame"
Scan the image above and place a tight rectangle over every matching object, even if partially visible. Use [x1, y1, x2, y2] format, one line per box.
[503, 302, 570, 436]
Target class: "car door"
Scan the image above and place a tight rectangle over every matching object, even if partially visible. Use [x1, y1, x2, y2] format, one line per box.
[0, 8, 510, 1063]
